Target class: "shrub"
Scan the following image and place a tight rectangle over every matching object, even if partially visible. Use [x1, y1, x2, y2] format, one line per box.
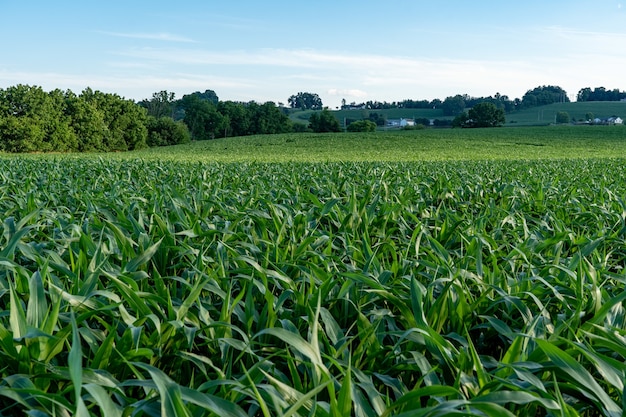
[347, 119, 377, 132]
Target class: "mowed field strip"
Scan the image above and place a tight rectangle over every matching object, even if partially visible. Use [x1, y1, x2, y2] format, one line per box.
[1, 126, 626, 415]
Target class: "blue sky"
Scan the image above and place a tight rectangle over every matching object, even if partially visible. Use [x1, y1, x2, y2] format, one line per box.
[1, 1, 625, 108]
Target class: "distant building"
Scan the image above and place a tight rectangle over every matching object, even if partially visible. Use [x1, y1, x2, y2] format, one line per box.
[386, 118, 416, 128]
[592, 117, 623, 125]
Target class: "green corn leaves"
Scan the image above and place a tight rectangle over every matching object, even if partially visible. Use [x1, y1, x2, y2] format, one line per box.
[0, 155, 625, 415]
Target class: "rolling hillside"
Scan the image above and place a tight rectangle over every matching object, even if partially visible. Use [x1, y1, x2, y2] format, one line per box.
[506, 101, 626, 126]
[291, 101, 626, 129]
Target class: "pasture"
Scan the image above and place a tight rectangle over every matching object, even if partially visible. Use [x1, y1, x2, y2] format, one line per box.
[1, 127, 626, 416]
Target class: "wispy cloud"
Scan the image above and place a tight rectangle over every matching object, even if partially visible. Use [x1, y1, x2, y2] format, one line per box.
[4, 42, 626, 106]
[0, 69, 252, 99]
[540, 26, 626, 42]
[98, 31, 197, 43]
[328, 89, 368, 99]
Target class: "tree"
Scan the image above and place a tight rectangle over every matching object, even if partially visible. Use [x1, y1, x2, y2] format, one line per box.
[218, 101, 250, 137]
[288, 92, 323, 110]
[459, 102, 505, 128]
[139, 90, 176, 119]
[576, 86, 626, 102]
[0, 85, 78, 152]
[347, 120, 377, 132]
[441, 95, 466, 116]
[309, 109, 341, 132]
[79, 88, 148, 150]
[577, 87, 592, 102]
[180, 94, 225, 140]
[452, 112, 469, 128]
[65, 90, 108, 151]
[186, 89, 219, 105]
[556, 111, 570, 124]
[521, 86, 569, 108]
[146, 116, 190, 146]
[247, 101, 293, 135]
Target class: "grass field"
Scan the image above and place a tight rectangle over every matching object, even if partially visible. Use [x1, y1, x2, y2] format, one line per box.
[1, 127, 626, 416]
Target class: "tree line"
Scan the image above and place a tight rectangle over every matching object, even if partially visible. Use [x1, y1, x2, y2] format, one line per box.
[1, 83, 625, 152]
[140, 90, 295, 141]
[338, 85, 626, 116]
[0, 85, 300, 152]
[0, 85, 151, 153]
[577, 87, 626, 102]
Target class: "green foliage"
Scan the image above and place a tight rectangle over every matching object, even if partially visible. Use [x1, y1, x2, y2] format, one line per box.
[218, 100, 251, 137]
[466, 102, 506, 127]
[246, 101, 293, 135]
[441, 94, 466, 116]
[129, 126, 626, 162]
[577, 86, 626, 102]
[180, 94, 226, 140]
[0, 85, 148, 152]
[452, 111, 469, 128]
[506, 102, 626, 126]
[521, 85, 569, 108]
[309, 109, 342, 133]
[138, 90, 177, 119]
[0, 154, 626, 415]
[288, 92, 323, 110]
[556, 111, 571, 124]
[346, 119, 377, 132]
[146, 116, 191, 147]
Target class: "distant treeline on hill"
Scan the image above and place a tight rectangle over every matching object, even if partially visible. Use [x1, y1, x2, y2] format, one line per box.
[1, 83, 625, 153]
[340, 85, 626, 116]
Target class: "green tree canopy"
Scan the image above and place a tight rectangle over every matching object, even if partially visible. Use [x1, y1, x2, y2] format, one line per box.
[288, 92, 323, 110]
[146, 116, 190, 146]
[454, 102, 505, 128]
[576, 86, 626, 102]
[309, 109, 342, 133]
[247, 101, 293, 135]
[347, 120, 377, 132]
[556, 111, 570, 124]
[441, 95, 466, 116]
[521, 85, 569, 108]
[139, 90, 176, 119]
[180, 94, 226, 140]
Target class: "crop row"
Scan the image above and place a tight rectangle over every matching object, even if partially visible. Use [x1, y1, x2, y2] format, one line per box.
[0, 157, 625, 416]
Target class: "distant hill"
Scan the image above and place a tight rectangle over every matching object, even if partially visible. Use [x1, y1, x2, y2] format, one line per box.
[289, 101, 626, 128]
[289, 107, 450, 128]
[506, 102, 626, 126]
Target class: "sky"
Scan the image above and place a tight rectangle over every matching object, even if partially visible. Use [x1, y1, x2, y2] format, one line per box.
[1, 1, 625, 108]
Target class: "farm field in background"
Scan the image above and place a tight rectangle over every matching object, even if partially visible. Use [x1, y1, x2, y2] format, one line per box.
[290, 101, 626, 128]
[128, 125, 626, 162]
[506, 102, 626, 126]
[1, 128, 626, 415]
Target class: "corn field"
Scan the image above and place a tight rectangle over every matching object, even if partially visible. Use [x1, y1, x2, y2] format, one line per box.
[0, 156, 625, 416]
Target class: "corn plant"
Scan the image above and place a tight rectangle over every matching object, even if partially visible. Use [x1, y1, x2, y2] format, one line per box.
[0, 156, 625, 416]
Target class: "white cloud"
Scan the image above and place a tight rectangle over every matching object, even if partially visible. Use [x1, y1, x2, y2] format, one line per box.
[328, 89, 368, 98]
[4, 40, 626, 107]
